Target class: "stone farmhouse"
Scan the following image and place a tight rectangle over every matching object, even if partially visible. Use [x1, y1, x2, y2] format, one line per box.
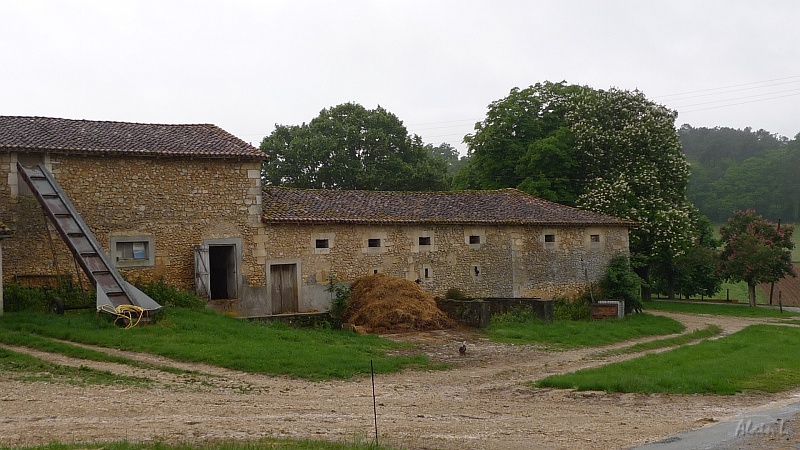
[1, 116, 634, 317]
[0, 116, 268, 314]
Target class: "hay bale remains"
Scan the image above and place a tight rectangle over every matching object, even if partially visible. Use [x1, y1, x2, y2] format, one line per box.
[343, 273, 455, 333]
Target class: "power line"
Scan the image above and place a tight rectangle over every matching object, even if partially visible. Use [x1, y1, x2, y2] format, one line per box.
[406, 118, 476, 126]
[653, 75, 800, 100]
[661, 79, 800, 103]
[671, 87, 800, 109]
[679, 91, 800, 114]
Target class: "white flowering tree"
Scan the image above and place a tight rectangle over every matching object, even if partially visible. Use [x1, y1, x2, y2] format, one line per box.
[463, 84, 702, 299]
[566, 88, 699, 296]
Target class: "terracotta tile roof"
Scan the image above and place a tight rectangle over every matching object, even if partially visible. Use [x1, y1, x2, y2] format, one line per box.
[0, 116, 264, 160]
[262, 187, 635, 226]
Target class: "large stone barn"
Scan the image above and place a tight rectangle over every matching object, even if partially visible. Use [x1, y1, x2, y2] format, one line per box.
[259, 187, 634, 313]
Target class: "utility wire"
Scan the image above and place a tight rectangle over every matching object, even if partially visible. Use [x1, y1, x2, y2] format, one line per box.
[672, 88, 800, 109]
[653, 75, 800, 100]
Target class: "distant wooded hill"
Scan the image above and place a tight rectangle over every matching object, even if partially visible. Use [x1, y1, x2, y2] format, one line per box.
[681, 124, 800, 223]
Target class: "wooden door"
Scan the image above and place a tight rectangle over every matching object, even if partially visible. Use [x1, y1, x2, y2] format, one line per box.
[194, 245, 211, 299]
[270, 264, 298, 313]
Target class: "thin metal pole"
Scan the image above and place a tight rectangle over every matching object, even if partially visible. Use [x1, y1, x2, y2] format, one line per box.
[371, 359, 378, 445]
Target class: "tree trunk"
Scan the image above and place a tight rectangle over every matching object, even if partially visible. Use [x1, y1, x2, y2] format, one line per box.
[635, 265, 652, 301]
[748, 282, 757, 307]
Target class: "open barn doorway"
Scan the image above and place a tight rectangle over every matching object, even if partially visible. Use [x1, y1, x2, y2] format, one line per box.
[209, 245, 236, 299]
[194, 238, 240, 300]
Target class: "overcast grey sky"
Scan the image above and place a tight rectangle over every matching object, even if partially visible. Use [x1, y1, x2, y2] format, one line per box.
[1, 0, 799, 154]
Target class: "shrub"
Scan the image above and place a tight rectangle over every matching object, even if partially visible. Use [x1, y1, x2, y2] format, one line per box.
[490, 306, 536, 324]
[326, 273, 351, 321]
[553, 295, 591, 321]
[2, 284, 50, 312]
[2, 282, 92, 313]
[599, 255, 643, 314]
[133, 277, 206, 310]
[445, 287, 466, 300]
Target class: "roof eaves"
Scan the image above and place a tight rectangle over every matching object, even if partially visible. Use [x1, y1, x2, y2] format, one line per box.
[261, 216, 635, 227]
[2, 145, 265, 160]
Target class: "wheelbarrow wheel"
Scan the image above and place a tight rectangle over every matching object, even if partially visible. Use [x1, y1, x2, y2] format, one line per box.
[49, 297, 66, 315]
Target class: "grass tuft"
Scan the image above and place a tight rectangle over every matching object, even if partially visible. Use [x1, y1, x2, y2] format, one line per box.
[537, 324, 800, 394]
[484, 313, 684, 349]
[595, 325, 722, 357]
[0, 346, 151, 386]
[644, 300, 798, 317]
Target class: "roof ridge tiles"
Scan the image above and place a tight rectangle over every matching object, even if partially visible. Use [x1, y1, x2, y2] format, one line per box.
[0, 116, 264, 160]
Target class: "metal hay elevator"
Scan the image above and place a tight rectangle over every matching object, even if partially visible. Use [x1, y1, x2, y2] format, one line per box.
[16, 162, 161, 318]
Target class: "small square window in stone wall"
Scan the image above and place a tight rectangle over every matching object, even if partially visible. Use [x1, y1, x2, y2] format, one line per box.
[315, 239, 329, 249]
[419, 236, 431, 246]
[368, 238, 381, 248]
[469, 235, 481, 245]
[111, 235, 155, 268]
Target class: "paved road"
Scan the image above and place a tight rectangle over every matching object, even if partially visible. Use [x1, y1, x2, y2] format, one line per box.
[634, 398, 800, 449]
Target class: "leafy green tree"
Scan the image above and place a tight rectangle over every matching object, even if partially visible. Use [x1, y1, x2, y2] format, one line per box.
[599, 255, 643, 314]
[261, 103, 450, 191]
[719, 210, 795, 306]
[681, 125, 796, 223]
[679, 124, 787, 167]
[514, 126, 579, 204]
[458, 81, 585, 203]
[651, 214, 721, 299]
[424, 142, 460, 173]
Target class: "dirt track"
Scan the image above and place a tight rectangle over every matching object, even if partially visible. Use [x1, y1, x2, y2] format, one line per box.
[1, 311, 799, 449]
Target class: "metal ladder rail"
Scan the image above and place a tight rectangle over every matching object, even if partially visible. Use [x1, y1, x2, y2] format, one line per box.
[16, 162, 134, 307]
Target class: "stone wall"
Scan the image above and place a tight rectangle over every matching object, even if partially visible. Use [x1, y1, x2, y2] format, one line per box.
[257, 222, 629, 315]
[1, 151, 264, 295]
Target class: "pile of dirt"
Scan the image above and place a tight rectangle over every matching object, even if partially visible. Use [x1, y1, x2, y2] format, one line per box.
[343, 273, 456, 333]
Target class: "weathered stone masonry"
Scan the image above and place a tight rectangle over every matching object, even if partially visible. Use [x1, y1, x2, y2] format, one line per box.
[1, 152, 264, 292]
[260, 222, 629, 312]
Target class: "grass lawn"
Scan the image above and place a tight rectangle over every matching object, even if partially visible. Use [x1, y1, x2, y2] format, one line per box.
[0, 438, 395, 450]
[644, 300, 798, 317]
[484, 313, 684, 349]
[537, 324, 800, 394]
[0, 308, 437, 380]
